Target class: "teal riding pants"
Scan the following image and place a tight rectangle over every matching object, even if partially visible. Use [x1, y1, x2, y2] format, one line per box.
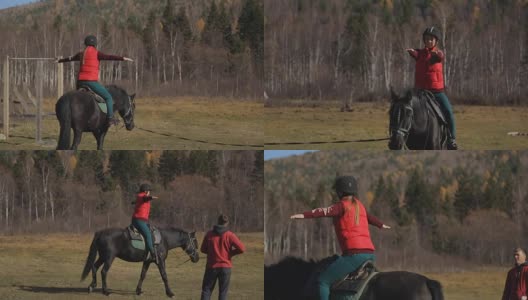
[318, 253, 375, 300]
[77, 80, 114, 118]
[132, 218, 154, 253]
[433, 92, 456, 138]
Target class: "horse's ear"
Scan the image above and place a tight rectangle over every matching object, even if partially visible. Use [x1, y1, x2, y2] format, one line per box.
[405, 90, 413, 102]
[389, 85, 398, 101]
[130, 93, 136, 100]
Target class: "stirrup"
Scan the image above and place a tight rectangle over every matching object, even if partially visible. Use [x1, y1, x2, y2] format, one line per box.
[107, 117, 119, 126]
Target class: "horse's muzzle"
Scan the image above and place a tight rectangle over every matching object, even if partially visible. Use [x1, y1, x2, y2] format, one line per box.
[125, 121, 135, 131]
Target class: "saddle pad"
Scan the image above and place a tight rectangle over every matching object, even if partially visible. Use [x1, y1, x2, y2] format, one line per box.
[331, 271, 378, 300]
[78, 87, 107, 114]
[420, 91, 447, 125]
[131, 239, 145, 250]
[127, 225, 161, 250]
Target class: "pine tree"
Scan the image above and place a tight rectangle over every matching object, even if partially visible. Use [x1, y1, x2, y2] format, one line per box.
[238, 0, 264, 73]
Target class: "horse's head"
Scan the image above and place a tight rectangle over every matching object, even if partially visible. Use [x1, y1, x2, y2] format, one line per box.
[120, 93, 135, 131]
[388, 87, 415, 150]
[107, 85, 136, 130]
[183, 231, 200, 263]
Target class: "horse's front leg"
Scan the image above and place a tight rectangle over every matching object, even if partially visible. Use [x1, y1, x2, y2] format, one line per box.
[71, 128, 83, 150]
[136, 260, 151, 295]
[93, 129, 107, 150]
[156, 258, 174, 298]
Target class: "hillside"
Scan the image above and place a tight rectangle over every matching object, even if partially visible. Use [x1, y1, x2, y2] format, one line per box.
[265, 150, 528, 269]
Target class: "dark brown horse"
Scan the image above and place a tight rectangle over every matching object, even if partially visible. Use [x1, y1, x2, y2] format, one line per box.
[81, 227, 199, 297]
[265, 256, 444, 300]
[56, 85, 135, 150]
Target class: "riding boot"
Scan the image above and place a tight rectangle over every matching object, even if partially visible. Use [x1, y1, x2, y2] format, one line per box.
[448, 138, 458, 150]
[107, 116, 119, 126]
[150, 246, 159, 264]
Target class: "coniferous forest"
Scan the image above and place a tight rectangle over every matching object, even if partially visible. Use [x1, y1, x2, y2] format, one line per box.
[265, 151, 528, 270]
[0, 150, 264, 233]
[265, 0, 528, 105]
[0, 0, 264, 98]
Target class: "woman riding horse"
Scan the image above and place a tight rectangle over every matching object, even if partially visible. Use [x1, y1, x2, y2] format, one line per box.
[290, 176, 391, 300]
[132, 183, 159, 264]
[406, 27, 458, 150]
[58, 35, 133, 126]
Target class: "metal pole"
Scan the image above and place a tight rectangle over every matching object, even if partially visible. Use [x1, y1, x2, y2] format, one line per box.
[57, 58, 63, 99]
[36, 60, 43, 143]
[3, 56, 9, 140]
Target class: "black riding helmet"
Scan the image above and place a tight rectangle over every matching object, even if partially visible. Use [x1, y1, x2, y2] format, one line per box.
[84, 35, 97, 47]
[139, 183, 152, 193]
[334, 176, 358, 199]
[422, 27, 441, 42]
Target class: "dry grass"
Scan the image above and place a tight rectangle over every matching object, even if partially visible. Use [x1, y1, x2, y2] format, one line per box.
[0, 232, 263, 300]
[423, 267, 505, 300]
[0, 97, 264, 150]
[265, 102, 528, 149]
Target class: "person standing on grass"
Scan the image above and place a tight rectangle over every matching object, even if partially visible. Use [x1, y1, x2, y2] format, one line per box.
[502, 247, 528, 300]
[200, 214, 246, 300]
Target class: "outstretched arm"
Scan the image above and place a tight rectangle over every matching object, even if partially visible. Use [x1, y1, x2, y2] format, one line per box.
[97, 52, 134, 62]
[367, 213, 390, 229]
[57, 52, 81, 63]
[406, 48, 419, 60]
[291, 202, 343, 219]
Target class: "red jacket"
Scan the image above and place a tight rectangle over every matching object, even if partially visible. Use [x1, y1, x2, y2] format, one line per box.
[58, 47, 124, 81]
[502, 263, 528, 300]
[200, 225, 245, 268]
[132, 192, 152, 221]
[409, 47, 445, 92]
[302, 198, 383, 255]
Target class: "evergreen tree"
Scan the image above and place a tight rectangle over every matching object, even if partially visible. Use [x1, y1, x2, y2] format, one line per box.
[238, 0, 264, 73]
[404, 168, 435, 225]
[109, 151, 147, 197]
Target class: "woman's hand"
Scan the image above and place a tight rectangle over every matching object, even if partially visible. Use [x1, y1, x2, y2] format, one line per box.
[405, 48, 416, 55]
[123, 57, 134, 62]
[290, 214, 304, 219]
[382, 224, 391, 229]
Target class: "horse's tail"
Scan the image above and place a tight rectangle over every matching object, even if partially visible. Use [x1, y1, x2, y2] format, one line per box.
[81, 232, 99, 281]
[426, 278, 444, 300]
[56, 96, 71, 150]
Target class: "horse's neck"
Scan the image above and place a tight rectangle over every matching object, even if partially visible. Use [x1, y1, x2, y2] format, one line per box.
[162, 229, 187, 249]
[410, 98, 428, 134]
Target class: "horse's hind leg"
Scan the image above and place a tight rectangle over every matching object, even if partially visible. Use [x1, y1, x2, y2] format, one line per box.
[88, 257, 104, 293]
[135, 261, 151, 295]
[71, 129, 83, 150]
[156, 258, 174, 298]
[101, 256, 115, 296]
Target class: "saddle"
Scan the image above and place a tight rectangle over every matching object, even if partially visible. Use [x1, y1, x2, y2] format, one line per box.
[303, 257, 378, 300]
[331, 260, 378, 297]
[78, 85, 107, 114]
[418, 89, 447, 125]
[126, 224, 162, 251]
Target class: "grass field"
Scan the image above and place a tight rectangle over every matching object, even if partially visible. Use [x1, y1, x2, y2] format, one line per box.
[0, 97, 264, 150]
[0, 232, 263, 300]
[265, 102, 528, 149]
[424, 267, 505, 300]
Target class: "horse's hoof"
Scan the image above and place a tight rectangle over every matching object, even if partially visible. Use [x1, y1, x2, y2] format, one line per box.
[103, 290, 110, 296]
[136, 288, 142, 295]
[166, 291, 174, 298]
[88, 286, 93, 293]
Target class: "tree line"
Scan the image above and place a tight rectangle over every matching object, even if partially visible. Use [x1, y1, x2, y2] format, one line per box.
[265, 0, 528, 105]
[265, 151, 528, 269]
[0, 150, 264, 234]
[0, 0, 263, 98]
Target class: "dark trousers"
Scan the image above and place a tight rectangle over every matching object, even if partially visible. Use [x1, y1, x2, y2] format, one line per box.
[200, 267, 231, 300]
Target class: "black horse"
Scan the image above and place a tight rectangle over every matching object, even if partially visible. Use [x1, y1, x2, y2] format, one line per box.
[265, 256, 444, 300]
[56, 85, 136, 150]
[388, 88, 448, 150]
[81, 227, 199, 297]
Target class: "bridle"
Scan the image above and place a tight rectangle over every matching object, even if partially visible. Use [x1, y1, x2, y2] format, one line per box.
[184, 232, 198, 256]
[121, 95, 135, 126]
[389, 99, 414, 147]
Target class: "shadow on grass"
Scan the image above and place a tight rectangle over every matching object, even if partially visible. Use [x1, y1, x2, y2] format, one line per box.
[16, 285, 135, 296]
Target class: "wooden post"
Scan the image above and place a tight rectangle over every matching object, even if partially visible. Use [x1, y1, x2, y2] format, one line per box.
[36, 60, 43, 143]
[57, 58, 63, 99]
[3, 56, 9, 140]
